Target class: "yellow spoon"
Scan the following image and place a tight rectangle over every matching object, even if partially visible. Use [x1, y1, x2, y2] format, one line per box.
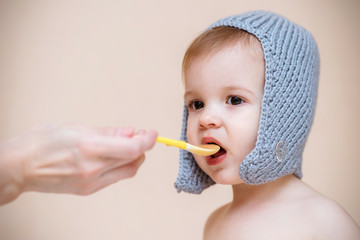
[156, 136, 220, 156]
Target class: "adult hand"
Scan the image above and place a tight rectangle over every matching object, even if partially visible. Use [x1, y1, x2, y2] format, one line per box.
[0, 123, 158, 205]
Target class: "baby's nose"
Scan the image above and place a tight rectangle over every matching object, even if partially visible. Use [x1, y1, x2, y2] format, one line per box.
[199, 108, 222, 129]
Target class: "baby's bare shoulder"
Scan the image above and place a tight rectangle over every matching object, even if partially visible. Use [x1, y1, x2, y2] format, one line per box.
[247, 193, 359, 240]
[301, 195, 360, 239]
[203, 181, 359, 240]
[264, 186, 360, 239]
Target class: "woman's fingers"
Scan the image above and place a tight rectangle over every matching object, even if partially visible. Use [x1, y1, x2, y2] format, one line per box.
[94, 126, 136, 138]
[77, 155, 146, 195]
[79, 130, 158, 160]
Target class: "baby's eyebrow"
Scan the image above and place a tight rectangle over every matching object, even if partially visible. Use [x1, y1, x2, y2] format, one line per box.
[222, 86, 255, 97]
[184, 86, 255, 100]
[184, 91, 195, 99]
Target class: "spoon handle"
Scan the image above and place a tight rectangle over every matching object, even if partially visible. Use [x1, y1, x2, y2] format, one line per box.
[156, 136, 187, 150]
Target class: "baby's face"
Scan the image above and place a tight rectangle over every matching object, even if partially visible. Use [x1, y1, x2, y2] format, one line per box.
[184, 43, 264, 185]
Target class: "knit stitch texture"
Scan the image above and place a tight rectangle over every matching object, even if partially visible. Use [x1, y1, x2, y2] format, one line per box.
[175, 10, 320, 194]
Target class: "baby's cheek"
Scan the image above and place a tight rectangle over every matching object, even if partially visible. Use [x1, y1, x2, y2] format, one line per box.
[193, 155, 202, 166]
[232, 126, 258, 156]
[186, 120, 197, 143]
[191, 154, 205, 173]
[186, 128, 194, 143]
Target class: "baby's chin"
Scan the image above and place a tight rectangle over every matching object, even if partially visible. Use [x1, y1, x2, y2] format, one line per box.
[208, 169, 244, 185]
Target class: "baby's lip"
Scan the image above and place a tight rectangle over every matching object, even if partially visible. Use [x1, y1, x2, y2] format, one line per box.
[201, 136, 223, 149]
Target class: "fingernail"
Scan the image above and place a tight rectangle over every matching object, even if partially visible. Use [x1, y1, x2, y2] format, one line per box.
[136, 129, 146, 135]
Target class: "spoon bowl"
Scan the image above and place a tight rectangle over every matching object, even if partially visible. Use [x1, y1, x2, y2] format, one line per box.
[156, 136, 220, 156]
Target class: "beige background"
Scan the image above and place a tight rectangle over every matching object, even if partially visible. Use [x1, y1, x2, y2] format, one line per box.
[0, 0, 359, 239]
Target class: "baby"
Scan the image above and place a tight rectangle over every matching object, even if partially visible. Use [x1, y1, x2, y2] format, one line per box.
[175, 10, 360, 239]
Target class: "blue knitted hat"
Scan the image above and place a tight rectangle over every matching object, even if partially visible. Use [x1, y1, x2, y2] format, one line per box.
[175, 10, 320, 194]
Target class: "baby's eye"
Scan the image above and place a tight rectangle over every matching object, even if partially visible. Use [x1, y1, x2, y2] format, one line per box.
[226, 96, 244, 105]
[189, 100, 204, 110]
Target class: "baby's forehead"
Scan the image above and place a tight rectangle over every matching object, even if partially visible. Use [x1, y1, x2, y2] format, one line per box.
[207, 40, 263, 62]
[185, 41, 265, 80]
[184, 42, 266, 95]
[183, 27, 264, 74]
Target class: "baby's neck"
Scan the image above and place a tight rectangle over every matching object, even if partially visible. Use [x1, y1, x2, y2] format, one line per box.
[231, 174, 300, 205]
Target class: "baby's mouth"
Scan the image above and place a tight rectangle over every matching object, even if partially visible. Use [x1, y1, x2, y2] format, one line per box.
[201, 137, 227, 165]
[208, 143, 226, 158]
